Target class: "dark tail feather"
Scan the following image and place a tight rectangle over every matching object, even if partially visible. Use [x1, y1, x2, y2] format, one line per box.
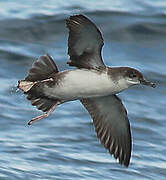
[25, 54, 58, 82]
[18, 54, 60, 112]
[27, 90, 59, 112]
[18, 54, 58, 93]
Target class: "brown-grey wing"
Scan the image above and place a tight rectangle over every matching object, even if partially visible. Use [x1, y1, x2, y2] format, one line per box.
[81, 95, 132, 167]
[66, 14, 105, 70]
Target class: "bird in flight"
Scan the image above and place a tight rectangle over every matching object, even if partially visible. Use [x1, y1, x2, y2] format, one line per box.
[18, 14, 155, 167]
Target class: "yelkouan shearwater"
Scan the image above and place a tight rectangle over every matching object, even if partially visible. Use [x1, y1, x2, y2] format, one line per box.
[18, 15, 155, 167]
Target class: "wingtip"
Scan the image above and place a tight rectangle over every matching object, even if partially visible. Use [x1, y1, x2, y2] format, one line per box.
[68, 14, 85, 19]
[121, 153, 131, 167]
[123, 158, 130, 167]
[66, 14, 88, 25]
[111, 148, 131, 167]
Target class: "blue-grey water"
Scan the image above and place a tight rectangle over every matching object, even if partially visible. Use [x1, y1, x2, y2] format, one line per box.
[0, 0, 166, 179]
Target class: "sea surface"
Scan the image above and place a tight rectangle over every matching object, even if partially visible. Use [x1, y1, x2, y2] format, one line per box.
[0, 0, 166, 179]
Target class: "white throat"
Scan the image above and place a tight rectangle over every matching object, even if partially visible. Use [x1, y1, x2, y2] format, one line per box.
[116, 78, 133, 92]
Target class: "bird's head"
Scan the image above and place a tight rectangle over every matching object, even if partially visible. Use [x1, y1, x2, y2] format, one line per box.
[109, 67, 156, 92]
[123, 67, 156, 88]
[118, 67, 156, 89]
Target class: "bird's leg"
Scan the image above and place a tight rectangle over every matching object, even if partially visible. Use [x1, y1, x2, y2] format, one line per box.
[28, 101, 60, 125]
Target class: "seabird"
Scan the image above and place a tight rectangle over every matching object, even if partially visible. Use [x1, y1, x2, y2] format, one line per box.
[18, 14, 155, 167]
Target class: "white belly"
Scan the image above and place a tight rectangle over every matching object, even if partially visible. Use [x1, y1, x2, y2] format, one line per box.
[44, 69, 117, 100]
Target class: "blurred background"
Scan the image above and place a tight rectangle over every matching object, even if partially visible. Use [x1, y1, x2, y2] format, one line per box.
[0, 0, 166, 179]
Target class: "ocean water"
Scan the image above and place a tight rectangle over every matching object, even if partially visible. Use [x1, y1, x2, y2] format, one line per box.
[0, 0, 166, 179]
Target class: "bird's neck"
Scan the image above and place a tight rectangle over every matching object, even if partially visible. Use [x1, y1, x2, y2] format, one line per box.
[106, 67, 132, 93]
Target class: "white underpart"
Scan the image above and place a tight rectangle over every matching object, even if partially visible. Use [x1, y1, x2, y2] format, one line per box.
[43, 69, 130, 101]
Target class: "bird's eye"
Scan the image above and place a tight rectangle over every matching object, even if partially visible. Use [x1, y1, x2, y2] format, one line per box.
[129, 73, 137, 78]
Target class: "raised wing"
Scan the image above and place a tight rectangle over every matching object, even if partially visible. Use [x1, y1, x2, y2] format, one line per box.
[81, 95, 132, 167]
[66, 14, 106, 70]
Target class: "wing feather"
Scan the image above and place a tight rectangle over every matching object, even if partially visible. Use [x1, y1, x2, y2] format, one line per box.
[66, 14, 105, 70]
[81, 95, 132, 166]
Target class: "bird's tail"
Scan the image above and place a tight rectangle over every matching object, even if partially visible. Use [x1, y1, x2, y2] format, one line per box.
[18, 54, 59, 92]
[18, 54, 60, 112]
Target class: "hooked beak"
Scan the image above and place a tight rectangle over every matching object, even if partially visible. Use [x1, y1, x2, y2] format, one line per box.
[140, 79, 156, 88]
